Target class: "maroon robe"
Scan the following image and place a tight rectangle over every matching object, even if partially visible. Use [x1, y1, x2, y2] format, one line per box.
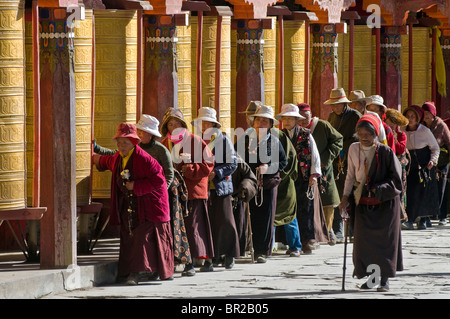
[98, 145, 174, 279]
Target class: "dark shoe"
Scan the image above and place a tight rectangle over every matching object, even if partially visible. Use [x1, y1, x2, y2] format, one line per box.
[256, 254, 267, 263]
[401, 221, 414, 230]
[360, 281, 374, 290]
[377, 279, 390, 292]
[417, 220, 427, 230]
[125, 273, 139, 285]
[145, 272, 160, 281]
[224, 256, 235, 269]
[200, 260, 214, 272]
[182, 263, 196, 276]
[161, 275, 174, 281]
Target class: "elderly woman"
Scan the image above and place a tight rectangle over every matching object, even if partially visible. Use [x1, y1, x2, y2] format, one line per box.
[402, 105, 440, 230]
[93, 123, 174, 285]
[339, 114, 403, 292]
[297, 103, 343, 246]
[365, 95, 395, 153]
[93, 115, 192, 276]
[237, 105, 287, 263]
[192, 107, 239, 269]
[422, 101, 450, 225]
[326, 88, 362, 242]
[160, 108, 215, 274]
[277, 103, 325, 254]
[384, 108, 409, 221]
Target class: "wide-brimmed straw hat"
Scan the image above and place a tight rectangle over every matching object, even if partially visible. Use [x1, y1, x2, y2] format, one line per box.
[275, 103, 305, 120]
[160, 107, 188, 137]
[113, 123, 141, 145]
[248, 104, 279, 126]
[324, 88, 351, 105]
[365, 95, 387, 112]
[240, 101, 263, 114]
[349, 90, 366, 102]
[192, 107, 222, 128]
[135, 114, 162, 138]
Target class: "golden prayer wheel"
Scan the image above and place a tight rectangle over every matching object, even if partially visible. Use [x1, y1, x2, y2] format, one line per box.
[284, 20, 307, 104]
[176, 22, 192, 126]
[92, 10, 138, 199]
[200, 16, 232, 130]
[74, 9, 93, 206]
[0, 0, 27, 210]
[263, 17, 276, 111]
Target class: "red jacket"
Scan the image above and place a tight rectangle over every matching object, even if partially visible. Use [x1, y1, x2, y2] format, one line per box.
[98, 145, 170, 224]
[162, 131, 214, 200]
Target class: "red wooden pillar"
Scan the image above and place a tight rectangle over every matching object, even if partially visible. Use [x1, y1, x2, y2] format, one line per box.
[233, 19, 268, 130]
[38, 6, 77, 268]
[310, 23, 339, 120]
[380, 26, 406, 111]
[342, 11, 360, 93]
[142, 15, 178, 121]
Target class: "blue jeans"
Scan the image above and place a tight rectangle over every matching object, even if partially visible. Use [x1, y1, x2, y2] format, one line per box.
[274, 218, 302, 252]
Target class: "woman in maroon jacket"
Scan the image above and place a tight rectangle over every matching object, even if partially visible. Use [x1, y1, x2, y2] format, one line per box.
[93, 123, 173, 285]
[160, 108, 215, 275]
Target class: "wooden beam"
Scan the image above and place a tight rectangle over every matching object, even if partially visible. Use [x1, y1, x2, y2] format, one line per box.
[0, 208, 46, 221]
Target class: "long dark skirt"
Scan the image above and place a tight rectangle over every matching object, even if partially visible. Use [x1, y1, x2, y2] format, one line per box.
[352, 199, 403, 279]
[296, 180, 315, 244]
[249, 187, 278, 256]
[118, 202, 174, 279]
[209, 193, 240, 258]
[406, 147, 439, 222]
[233, 200, 248, 256]
[184, 199, 214, 259]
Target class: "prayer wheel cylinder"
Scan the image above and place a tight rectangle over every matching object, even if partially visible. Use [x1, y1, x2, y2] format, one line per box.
[0, 0, 27, 210]
[200, 16, 232, 130]
[92, 10, 137, 198]
[263, 17, 276, 111]
[284, 20, 306, 105]
[176, 22, 192, 126]
[74, 9, 93, 206]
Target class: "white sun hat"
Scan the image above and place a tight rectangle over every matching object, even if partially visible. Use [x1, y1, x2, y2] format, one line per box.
[275, 103, 306, 120]
[191, 107, 222, 128]
[135, 114, 162, 138]
[248, 104, 279, 126]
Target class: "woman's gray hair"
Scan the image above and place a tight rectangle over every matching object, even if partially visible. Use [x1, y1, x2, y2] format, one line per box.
[354, 121, 378, 142]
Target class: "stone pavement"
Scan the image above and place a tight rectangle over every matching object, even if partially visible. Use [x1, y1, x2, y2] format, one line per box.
[1, 220, 449, 300]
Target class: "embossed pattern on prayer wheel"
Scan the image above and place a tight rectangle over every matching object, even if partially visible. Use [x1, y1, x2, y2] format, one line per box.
[74, 9, 93, 206]
[284, 20, 306, 105]
[176, 23, 192, 126]
[92, 10, 137, 198]
[263, 17, 276, 110]
[0, 0, 26, 209]
[200, 16, 231, 130]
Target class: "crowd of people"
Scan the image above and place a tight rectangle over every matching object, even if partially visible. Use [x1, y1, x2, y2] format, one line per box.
[92, 87, 449, 291]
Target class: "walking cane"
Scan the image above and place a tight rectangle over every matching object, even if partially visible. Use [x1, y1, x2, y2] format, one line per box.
[341, 206, 350, 292]
[246, 201, 255, 263]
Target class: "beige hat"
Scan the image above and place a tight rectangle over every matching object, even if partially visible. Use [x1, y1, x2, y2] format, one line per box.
[239, 101, 263, 114]
[324, 88, 351, 105]
[248, 104, 279, 126]
[365, 95, 387, 111]
[349, 90, 366, 102]
[135, 114, 162, 138]
[275, 103, 305, 120]
[192, 107, 222, 128]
